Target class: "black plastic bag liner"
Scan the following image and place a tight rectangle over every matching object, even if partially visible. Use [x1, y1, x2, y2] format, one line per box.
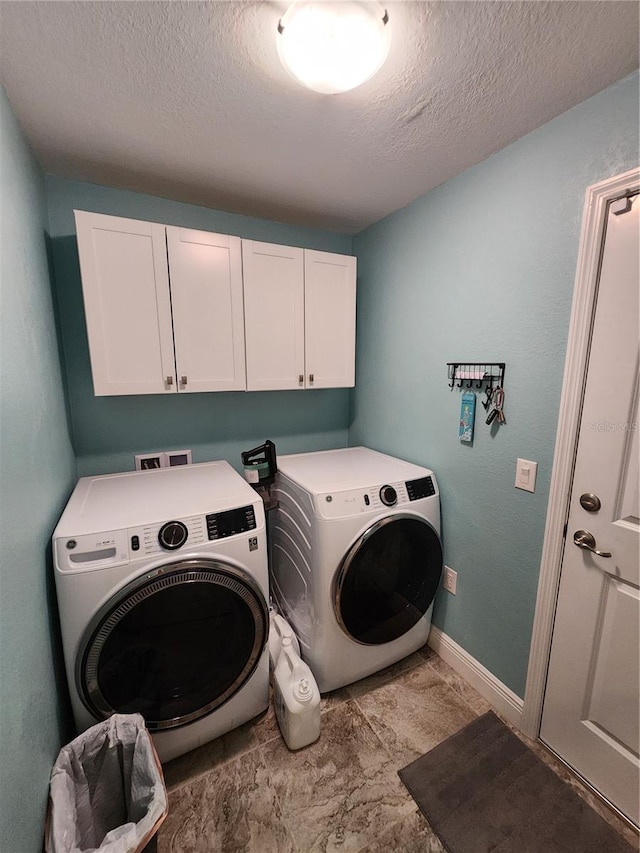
[45, 714, 168, 853]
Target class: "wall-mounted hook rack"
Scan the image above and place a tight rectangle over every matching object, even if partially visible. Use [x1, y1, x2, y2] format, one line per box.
[447, 362, 506, 390]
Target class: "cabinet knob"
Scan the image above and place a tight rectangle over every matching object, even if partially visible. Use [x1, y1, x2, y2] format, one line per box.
[181, 376, 188, 386]
[309, 373, 314, 384]
[166, 376, 173, 386]
[299, 374, 304, 385]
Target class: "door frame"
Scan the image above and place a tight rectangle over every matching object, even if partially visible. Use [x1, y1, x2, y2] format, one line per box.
[521, 166, 640, 739]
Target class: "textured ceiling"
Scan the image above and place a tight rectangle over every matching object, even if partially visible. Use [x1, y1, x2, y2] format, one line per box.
[0, 1, 638, 233]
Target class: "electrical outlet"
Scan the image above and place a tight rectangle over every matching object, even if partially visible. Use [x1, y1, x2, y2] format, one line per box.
[443, 566, 457, 595]
[166, 449, 192, 467]
[135, 453, 163, 471]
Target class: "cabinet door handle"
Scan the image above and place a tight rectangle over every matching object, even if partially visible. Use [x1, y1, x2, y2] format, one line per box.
[181, 376, 188, 386]
[309, 373, 314, 385]
[299, 374, 304, 386]
[166, 376, 173, 386]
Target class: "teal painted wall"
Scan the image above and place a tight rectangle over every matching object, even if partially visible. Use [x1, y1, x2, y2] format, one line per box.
[349, 73, 640, 698]
[45, 178, 353, 476]
[0, 90, 77, 852]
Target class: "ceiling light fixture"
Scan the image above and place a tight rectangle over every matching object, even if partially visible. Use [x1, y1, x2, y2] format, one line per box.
[277, 1, 390, 95]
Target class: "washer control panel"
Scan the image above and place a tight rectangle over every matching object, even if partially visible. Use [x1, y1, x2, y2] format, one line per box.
[206, 505, 256, 540]
[55, 504, 261, 572]
[126, 515, 206, 558]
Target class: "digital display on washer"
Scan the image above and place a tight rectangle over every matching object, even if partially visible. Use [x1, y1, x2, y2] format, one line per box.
[405, 476, 435, 500]
[206, 505, 256, 540]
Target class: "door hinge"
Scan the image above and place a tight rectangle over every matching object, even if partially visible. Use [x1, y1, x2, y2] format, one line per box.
[611, 190, 638, 216]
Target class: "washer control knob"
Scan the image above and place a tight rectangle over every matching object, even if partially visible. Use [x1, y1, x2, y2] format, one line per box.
[158, 520, 188, 550]
[379, 485, 397, 506]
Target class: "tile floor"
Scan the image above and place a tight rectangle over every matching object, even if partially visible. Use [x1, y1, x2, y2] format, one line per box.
[157, 647, 638, 853]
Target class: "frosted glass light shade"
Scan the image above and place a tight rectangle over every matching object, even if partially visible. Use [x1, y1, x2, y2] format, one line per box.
[277, 1, 390, 94]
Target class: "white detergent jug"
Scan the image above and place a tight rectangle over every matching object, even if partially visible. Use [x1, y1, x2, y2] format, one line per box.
[273, 637, 320, 750]
[268, 611, 300, 671]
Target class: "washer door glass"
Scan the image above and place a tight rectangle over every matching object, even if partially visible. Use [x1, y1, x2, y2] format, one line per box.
[78, 559, 268, 731]
[334, 515, 442, 645]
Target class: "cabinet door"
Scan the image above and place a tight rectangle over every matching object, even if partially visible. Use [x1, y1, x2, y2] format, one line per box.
[167, 227, 245, 392]
[74, 211, 175, 396]
[304, 250, 356, 388]
[242, 240, 304, 391]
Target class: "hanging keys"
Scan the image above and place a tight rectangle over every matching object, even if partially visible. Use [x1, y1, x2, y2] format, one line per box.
[486, 386, 506, 425]
[482, 385, 494, 411]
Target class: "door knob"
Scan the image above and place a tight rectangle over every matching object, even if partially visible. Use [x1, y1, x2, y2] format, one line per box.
[573, 530, 612, 558]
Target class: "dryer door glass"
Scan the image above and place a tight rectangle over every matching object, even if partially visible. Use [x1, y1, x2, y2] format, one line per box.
[78, 559, 268, 730]
[334, 516, 442, 645]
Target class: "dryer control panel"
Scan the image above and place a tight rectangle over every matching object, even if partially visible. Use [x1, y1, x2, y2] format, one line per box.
[406, 476, 436, 500]
[317, 482, 408, 519]
[316, 475, 438, 519]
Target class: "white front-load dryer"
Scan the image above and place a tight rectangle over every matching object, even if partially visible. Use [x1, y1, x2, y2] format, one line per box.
[53, 461, 269, 763]
[271, 447, 442, 693]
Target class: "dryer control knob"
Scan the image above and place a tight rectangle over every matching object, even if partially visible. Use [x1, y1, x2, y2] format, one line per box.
[379, 485, 397, 506]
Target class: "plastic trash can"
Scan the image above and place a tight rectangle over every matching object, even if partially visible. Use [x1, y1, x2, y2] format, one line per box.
[45, 714, 168, 853]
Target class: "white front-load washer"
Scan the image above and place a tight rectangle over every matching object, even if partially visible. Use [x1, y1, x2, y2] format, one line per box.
[53, 461, 269, 763]
[271, 447, 443, 693]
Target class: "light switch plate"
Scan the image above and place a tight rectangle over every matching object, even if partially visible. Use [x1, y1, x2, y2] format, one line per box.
[515, 458, 537, 492]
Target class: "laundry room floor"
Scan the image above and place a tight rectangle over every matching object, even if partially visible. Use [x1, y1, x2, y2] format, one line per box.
[156, 647, 636, 853]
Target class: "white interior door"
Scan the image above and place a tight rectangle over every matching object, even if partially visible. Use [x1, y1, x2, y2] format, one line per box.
[167, 227, 245, 392]
[540, 194, 639, 825]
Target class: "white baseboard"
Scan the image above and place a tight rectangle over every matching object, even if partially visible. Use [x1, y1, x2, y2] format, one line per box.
[428, 625, 524, 729]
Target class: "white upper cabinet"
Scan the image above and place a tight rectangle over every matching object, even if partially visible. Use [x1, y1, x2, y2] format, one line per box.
[304, 249, 356, 389]
[242, 241, 356, 391]
[242, 240, 305, 391]
[75, 211, 356, 396]
[166, 227, 245, 392]
[75, 212, 245, 395]
[75, 211, 175, 396]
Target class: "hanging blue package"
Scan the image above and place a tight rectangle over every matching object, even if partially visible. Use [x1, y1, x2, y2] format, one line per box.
[459, 391, 476, 443]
